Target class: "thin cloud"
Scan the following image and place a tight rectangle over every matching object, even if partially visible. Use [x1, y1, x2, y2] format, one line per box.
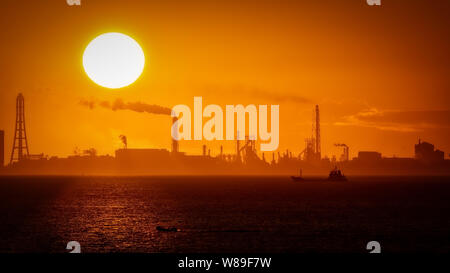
[202, 85, 310, 104]
[335, 108, 450, 132]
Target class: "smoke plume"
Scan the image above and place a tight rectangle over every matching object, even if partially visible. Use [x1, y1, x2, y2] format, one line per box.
[79, 98, 172, 116]
[119, 135, 127, 148]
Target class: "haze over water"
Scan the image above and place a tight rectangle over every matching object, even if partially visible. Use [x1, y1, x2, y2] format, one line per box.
[0, 176, 449, 253]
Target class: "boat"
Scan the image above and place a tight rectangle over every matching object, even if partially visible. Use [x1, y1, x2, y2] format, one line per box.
[156, 226, 179, 232]
[291, 169, 304, 181]
[328, 167, 347, 181]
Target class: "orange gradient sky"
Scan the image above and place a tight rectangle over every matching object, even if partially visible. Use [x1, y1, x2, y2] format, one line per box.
[0, 0, 449, 160]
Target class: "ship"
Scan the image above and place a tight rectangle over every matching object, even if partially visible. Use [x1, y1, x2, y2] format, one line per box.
[291, 169, 304, 181]
[156, 226, 179, 232]
[328, 167, 347, 181]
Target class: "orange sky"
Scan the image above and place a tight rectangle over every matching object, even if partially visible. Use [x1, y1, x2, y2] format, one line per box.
[0, 0, 449, 160]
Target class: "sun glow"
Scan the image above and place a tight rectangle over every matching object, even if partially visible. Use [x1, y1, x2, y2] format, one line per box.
[83, 33, 145, 89]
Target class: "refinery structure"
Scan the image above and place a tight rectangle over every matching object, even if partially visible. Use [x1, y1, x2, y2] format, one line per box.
[0, 94, 449, 176]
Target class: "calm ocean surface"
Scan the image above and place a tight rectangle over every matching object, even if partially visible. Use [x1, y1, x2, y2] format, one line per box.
[0, 176, 449, 253]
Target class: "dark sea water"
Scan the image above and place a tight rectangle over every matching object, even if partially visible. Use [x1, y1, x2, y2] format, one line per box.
[0, 176, 449, 253]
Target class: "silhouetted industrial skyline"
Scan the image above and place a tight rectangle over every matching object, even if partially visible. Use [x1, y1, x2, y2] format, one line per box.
[1, 94, 448, 175]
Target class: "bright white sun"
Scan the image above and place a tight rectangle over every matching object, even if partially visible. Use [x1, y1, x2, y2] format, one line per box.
[83, 32, 145, 89]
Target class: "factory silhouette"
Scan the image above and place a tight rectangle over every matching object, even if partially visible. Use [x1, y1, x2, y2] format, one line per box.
[0, 93, 449, 176]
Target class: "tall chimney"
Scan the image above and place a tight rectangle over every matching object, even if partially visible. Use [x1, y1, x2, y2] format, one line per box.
[171, 117, 179, 153]
[236, 130, 241, 162]
[315, 105, 321, 160]
[0, 130, 4, 167]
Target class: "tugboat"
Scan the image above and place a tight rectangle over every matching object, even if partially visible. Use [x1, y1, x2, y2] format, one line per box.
[328, 167, 347, 181]
[291, 169, 304, 182]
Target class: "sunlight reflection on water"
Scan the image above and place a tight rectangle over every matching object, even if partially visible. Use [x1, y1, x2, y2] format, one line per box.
[0, 176, 449, 253]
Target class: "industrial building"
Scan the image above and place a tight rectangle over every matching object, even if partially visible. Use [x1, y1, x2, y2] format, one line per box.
[415, 139, 445, 162]
[357, 151, 382, 162]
